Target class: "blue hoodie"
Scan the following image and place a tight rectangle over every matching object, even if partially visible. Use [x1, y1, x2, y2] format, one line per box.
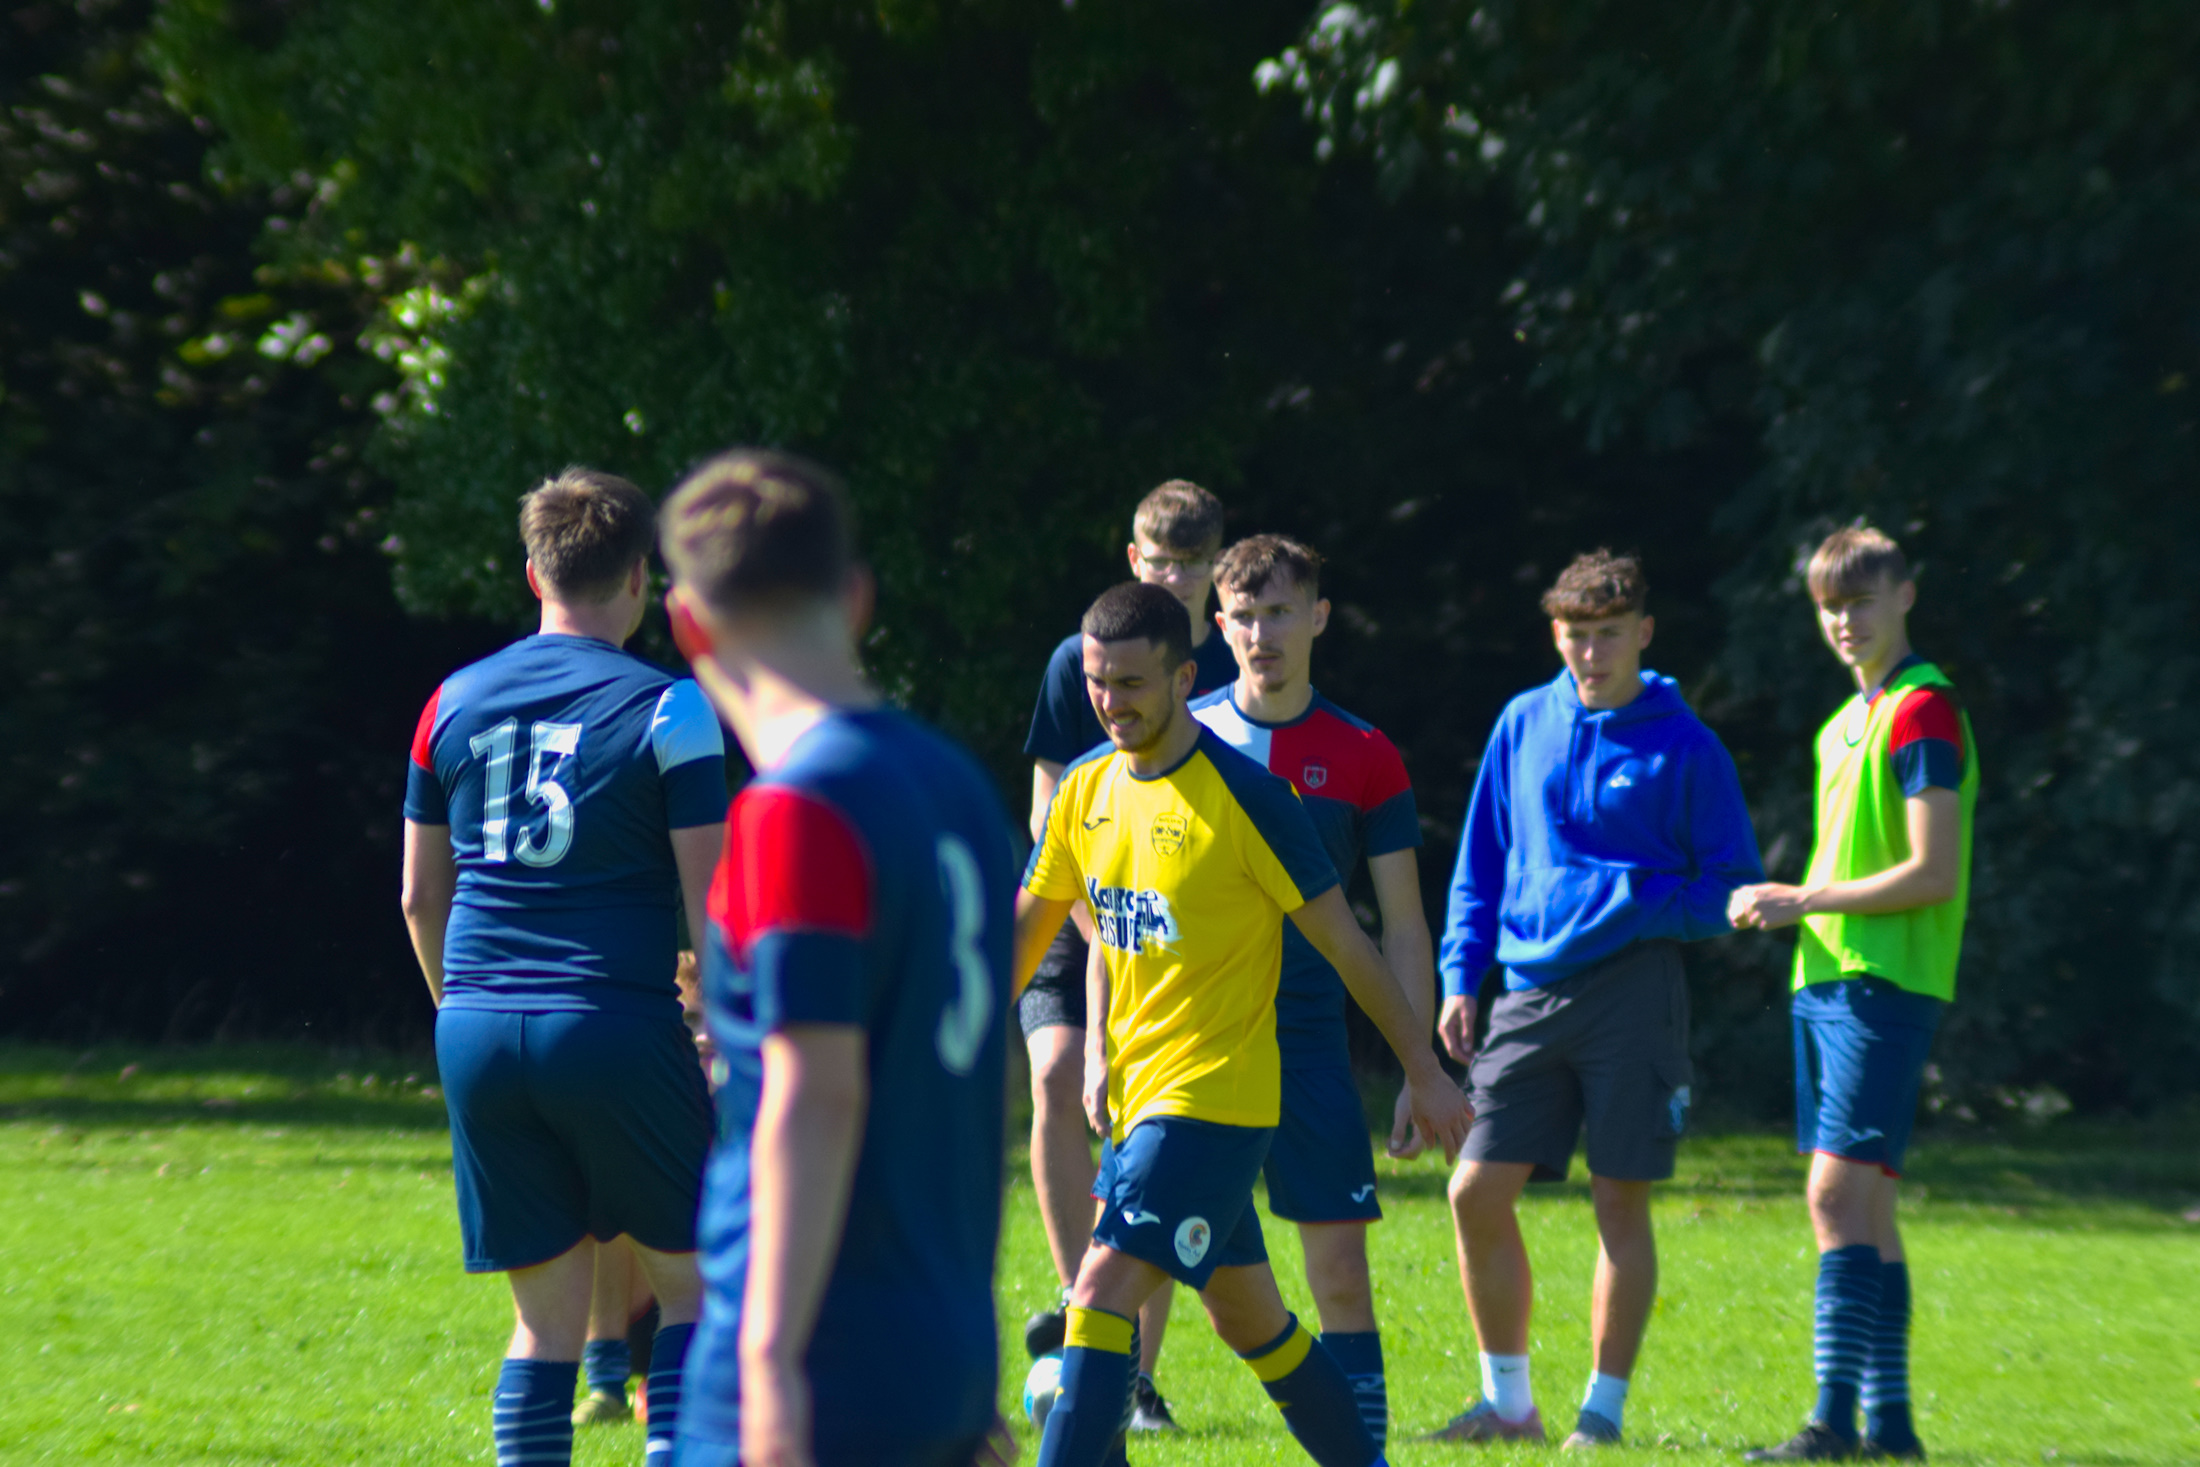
[1440, 668, 1763, 995]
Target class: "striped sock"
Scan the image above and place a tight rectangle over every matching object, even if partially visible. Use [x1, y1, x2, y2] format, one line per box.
[1320, 1330, 1387, 1448]
[1863, 1261, 1917, 1448]
[1241, 1315, 1379, 1467]
[643, 1321, 693, 1462]
[492, 1358, 576, 1467]
[581, 1337, 631, 1398]
[1037, 1307, 1136, 1467]
[1810, 1245, 1883, 1439]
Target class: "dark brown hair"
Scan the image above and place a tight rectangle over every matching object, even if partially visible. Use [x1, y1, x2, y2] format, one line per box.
[659, 448, 854, 615]
[1082, 581, 1193, 671]
[1132, 480, 1225, 554]
[518, 467, 656, 601]
[1214, 534, 1323, 601]
[1541, 548, 1647, 621]
[1807, 525, 1911, 599]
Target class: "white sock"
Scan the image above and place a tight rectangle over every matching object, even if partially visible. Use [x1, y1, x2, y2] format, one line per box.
[1480, 1352, 1533, 1423]
[1581, 1371, 1629, 1430]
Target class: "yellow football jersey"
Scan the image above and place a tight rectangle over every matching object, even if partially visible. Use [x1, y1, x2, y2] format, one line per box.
[1024, 727, 1339, 1139]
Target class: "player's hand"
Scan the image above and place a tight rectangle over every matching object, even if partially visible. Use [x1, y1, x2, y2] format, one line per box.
[1082, 1044, 1110, 1138]
[1732, 882, 1812, 931]
[738, 1356, 815, 1467]
[1385, 1082, 1426, 1160]
[970, 1413, 1021, 1466]
[1403, 1061, 1474, 1164]
[1437, 994, 1479, 1066]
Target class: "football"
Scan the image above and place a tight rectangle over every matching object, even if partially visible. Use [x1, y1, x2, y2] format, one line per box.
[1022, 1351, 1065, 1430]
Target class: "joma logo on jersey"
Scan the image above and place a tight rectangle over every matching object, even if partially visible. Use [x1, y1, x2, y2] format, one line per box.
[1086, 878, 1180, 953]
[1149, 811, 1189, 856]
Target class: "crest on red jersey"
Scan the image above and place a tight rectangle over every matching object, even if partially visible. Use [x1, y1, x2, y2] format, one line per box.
[1302, 762, 1329, 789]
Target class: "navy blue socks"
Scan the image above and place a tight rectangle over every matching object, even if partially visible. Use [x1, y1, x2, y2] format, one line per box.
[1811, 1245, 1884, 1439]
[1241, 1315, 1380, 1467]
[493, 1358, 576, 1466]
[1037, 1307, 1136, 1467]
[580, 1337, 630, 1399]
[1863, 1260, 1918, 1448]
[1320, 1329, 1388, 1448]
[643, 1321, 693, 1462]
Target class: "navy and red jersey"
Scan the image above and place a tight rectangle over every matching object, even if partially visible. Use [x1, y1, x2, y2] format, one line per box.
[403, 634, 727, 1015]
[1024, 627, 1239, 767]
[1190, 685, 1420, 1068]
[685, 706, 1016, 1454]
[1875, 654, 1967, 796]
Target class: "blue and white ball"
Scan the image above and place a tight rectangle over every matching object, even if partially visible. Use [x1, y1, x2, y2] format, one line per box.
[1022, 1351, 1065, 1430]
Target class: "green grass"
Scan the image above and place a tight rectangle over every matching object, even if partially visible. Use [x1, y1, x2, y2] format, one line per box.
[2, 1044, 2196, 1465]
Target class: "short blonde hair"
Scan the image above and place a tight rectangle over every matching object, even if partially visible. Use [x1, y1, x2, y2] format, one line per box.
[1807, 525, 1910, 599]
[659, 448, 852, 616]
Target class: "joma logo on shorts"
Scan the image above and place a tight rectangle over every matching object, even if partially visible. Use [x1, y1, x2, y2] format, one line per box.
[1086, 878, 1180, 954]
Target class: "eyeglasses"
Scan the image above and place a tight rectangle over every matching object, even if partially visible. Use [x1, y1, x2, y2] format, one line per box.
[1138, 553, 1213, 574]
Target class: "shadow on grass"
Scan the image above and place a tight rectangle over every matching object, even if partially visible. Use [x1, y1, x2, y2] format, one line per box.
[0, 1042, 449, 1132]
[1371, 1120, 2200, 1229]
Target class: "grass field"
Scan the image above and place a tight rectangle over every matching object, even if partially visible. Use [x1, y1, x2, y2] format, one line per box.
[1, 1044, 2195, 1465]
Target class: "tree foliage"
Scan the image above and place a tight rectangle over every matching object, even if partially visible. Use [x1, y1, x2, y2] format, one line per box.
[0, 1, 494, 1041]
[1264, 0, 2200, 1105]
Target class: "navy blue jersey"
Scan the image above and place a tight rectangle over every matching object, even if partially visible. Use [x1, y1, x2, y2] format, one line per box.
[404, 634, 727, 1015]
[1024, 626, 1240, 766]
[1192, 686, 1421, 1068]
[685, 707, 1016, 1453]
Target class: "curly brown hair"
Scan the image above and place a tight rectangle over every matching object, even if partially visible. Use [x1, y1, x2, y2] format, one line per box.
[1540, 549, 1647, 621]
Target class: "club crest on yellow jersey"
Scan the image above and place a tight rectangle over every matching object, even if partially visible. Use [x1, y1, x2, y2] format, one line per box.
[1150, 810, 1190, 856]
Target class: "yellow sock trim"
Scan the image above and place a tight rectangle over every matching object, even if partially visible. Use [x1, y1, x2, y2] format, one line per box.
[1064, 1306, 1135, 1356]
[1243, 1321, 1314, 1383]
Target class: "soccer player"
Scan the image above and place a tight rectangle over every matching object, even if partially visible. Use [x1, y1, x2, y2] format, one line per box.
[659, 449, 1019, 1467]
[400, 468, 728, 1467]
[1730, 527, 1976, 1463]
[1431, 550, 1762, 1449]
[1014, 580, 1473, 1467]
[1188, 534, 1433, 1449]
[1020, 480, 1237, 1425]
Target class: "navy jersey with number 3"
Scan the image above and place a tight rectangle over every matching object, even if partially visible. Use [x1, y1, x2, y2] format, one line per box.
[680, 707, 1016, 1460]
[403, 634, 727, 1014]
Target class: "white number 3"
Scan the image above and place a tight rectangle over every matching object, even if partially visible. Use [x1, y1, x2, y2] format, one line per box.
[933, 835, 994, 1076]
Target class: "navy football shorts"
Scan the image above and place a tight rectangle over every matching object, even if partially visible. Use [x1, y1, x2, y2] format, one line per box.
[674, 1428, 987, 1467]
[436, 1006, 712, 1272]
[1792, 974, 1945, 1177]
[1091, 1115, 1271, 1290]
[1263, 1064, 1382, 1224]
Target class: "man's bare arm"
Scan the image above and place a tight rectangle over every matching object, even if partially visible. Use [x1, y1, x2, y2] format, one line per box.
[739, 1024, 867, 1467]
[1290, 885, 1472, 1159]
[670, 823, 726, 956]
[1013, 888, 1075, 1001]
[1732, 789, 1960, 930]
[400, 820, 456, 1007]
[1083, 929, 1111, 1137]
[1029, 760, 1065, 845]
[1367, 848, 1438, 1155]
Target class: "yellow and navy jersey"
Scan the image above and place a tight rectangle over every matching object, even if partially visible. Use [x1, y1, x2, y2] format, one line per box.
[1023, 726, 1340, 1139]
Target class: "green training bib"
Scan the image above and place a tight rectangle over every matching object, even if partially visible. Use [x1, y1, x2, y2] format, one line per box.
[1793, 659, 1979, 1001]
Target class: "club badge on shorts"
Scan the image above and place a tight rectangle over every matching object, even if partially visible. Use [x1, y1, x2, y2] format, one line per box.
[1173, 1215, 1211, 1268]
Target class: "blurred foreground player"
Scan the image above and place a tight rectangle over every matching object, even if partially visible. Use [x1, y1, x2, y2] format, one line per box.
[401, 468, 727, 1466]
[1733, 528, 1976, 1463]
[1190, 535, 1434, 1449]
[1014, 581, 1472, 1467]
[661, 449, 1019, 1467]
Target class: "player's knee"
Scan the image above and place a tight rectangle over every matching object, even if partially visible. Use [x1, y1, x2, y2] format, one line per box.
[1447, 1164, 1506, 1226]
